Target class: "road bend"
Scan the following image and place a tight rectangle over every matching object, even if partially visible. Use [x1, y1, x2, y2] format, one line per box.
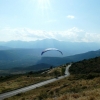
[0, 64, 71, 100]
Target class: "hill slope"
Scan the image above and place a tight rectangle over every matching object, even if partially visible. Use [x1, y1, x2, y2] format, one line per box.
[0, 49, 42, 69]
[3, 56, 100, 100]
[0, 49, 100, 70]
[69, 56, 100, 74]
[38, 50, 100, 66]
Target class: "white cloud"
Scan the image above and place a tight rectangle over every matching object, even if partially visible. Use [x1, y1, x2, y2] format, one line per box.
[0, 27, 100, 42]
[67, 15, 75, 19]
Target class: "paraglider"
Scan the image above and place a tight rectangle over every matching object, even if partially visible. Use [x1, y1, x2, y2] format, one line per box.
[41, 48, 63, 55]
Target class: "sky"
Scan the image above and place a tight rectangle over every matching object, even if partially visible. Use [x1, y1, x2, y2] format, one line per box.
[0, 0, 100, 42]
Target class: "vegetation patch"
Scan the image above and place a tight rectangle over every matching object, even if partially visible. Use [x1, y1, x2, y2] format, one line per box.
[0, 66, 65, 94]
[2, 57, 100, 100]
[4, 75, 100, 100]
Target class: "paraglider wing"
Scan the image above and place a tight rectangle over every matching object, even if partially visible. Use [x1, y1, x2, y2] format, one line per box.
[41, 48, 63, 55]
[41, 50, 51, 55]
[57, 49, 63, 55]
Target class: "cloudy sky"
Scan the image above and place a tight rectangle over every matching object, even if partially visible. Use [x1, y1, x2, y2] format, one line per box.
[0, 0, 100, 42]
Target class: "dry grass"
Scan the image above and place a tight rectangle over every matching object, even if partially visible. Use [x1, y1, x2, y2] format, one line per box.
[48, 67, 62, 74]
[5, 75, 100, 100]
[53, 88, 100, 100]
[0, 75, 52, 93]
[0, 66, 64, 94]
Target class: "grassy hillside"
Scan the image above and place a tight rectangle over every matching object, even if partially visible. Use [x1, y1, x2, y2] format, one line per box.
[4, 75, 100, 100]
[3, 56, 100, 100]
[0, 66, 65, 94]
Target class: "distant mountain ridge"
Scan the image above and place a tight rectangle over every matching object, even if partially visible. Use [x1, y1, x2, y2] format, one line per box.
[0, 39, 100, 56]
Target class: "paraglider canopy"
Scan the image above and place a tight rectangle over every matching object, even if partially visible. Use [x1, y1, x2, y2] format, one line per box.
[41, 48, 63, 55]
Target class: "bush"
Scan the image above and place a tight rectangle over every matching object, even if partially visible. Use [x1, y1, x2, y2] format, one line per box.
[86, 73, 100, 79]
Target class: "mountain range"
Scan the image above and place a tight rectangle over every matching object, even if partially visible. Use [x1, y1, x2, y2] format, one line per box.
[0, 39, 100, 71]
[0, 48, 100, 71]
[0, 39, 100, 56]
